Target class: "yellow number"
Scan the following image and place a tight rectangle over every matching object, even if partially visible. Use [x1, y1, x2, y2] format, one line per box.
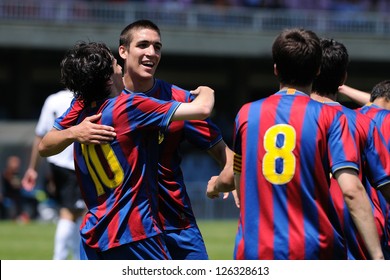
[81, 144, 124, 196]
[262, 124, 296, 184]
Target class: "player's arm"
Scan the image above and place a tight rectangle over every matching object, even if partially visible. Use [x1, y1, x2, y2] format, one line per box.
[338, 85, 370, 106]
[211, 145, 241, 202]
[207, 141, 235, 190]
[171, 86, 214, 121]
[39, 113, 116, 157]
[334, 168, 384, 260]
[206, 141, 237, 203]
[21, 135, 42, 191]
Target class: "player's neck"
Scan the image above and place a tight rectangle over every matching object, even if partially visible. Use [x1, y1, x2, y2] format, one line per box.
[310, 92, 337, 103]
[280, 84, 312, 96]
[373, 98, 390, 110]
[124, 76, 155, 93]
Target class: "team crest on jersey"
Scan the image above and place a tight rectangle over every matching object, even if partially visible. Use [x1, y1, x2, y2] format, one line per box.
[158, 131, 164, 144]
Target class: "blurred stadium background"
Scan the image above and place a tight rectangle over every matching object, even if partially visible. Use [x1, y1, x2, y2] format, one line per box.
[1, 0, 390, 224]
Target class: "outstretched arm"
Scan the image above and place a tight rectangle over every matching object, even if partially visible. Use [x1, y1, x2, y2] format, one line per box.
[39, 113, 116, 157]
[338, 85, 370, 106]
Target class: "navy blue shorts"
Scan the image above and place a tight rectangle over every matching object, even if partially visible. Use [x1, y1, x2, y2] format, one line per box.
[80, 234, 171, 260]
[164, 226, 209, 260]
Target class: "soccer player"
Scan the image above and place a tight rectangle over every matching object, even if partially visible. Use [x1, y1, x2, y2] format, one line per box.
[41, 19, 236, 260]
[211, 28, 383, 259]
[118, 19, 235, 260]
[339, 80, 390, 202]
[340, 80, 390, 259]
[22, 89, 87, 260]
[39, 41, 215, 259]
[310, 38, 390, 259]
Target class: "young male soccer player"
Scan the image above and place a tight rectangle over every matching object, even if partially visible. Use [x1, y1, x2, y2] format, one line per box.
[39, 41, 215, 259]
[208, 28, 384, 260]
[42, 19, 236, 260]
[311, 38, 390, 259]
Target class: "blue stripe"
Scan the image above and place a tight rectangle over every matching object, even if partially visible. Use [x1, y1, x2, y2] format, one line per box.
[273, 96, 292, 259]
[244, 100, 262, 258]
[300, 101, 321, 258]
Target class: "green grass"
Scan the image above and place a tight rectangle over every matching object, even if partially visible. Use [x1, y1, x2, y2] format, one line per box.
[0, 221, 56, 260]
[198, 219, 237, 260]
[0, 219, 237, 260]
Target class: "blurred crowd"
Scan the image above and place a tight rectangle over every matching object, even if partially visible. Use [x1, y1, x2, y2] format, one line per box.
[96, 0, 390, 12]
[0, 155, 58, 223]
[5, 0, 389, 12]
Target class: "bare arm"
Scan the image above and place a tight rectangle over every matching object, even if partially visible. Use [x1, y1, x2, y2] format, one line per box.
[171, 86, 214, 121]
[39, 113, 116, 157]
[206, 141, 238, 206]
[21, 135, 42, 191]
[338, 85, 370, 106]
[206, 142, 235, 193]
[335, 168, 384, 260]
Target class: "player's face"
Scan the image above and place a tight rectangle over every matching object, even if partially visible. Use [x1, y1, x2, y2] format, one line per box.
[110, 58, 124, 97]
[121, 28, 162, 87]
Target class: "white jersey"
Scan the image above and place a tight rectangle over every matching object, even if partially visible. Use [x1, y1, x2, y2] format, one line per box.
[35, 89, 75, 170]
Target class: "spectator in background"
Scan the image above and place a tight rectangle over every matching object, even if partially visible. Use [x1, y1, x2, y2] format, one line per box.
[22, 89, 86, 260]
[280, 0, 332, 10]
[1, 155, 30, 221]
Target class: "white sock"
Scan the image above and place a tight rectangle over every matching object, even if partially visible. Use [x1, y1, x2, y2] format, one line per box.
[53, 218, 76, 260]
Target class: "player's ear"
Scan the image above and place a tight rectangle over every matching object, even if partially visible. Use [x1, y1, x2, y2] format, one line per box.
[273, 64, 278, 77]
[118, 45, 128, 60]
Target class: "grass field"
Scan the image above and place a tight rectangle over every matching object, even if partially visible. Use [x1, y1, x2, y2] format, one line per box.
[0, 219, 237, 260]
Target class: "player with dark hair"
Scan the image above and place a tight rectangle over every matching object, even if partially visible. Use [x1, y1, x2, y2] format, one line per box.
[118, 19, 235, 260]
[311, 38, 390, 259]
[39, 41, 215, 260]
[209, 28, 384, 260]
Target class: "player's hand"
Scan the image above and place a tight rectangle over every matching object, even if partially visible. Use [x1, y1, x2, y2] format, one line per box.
[21, 168, 38, 191]
[71, 113, 116, 144]
[206, 176, 220, 199]
[190, 86, 214, 96]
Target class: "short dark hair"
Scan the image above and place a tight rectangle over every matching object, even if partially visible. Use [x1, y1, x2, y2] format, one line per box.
[60, 41, 114, 104]
[312, 38, 349, 96]
[119, 19, 161, 49]
[370, 80, 390, 102]
[272, 28, 322, 87]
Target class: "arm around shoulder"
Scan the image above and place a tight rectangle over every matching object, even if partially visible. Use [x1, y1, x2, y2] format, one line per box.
[172, 86, 215, 121]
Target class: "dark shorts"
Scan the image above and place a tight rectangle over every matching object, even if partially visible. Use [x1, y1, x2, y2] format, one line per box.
[80, 234, 172, 260]
[50, 163, 85, 211]
[164, 226, 209, 260]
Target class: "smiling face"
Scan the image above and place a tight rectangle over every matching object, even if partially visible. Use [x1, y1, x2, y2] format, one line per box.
[119, 27, 162, 92]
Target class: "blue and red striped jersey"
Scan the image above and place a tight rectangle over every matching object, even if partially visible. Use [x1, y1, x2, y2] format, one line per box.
[233, 88, 359, 260]
[358, 103, 390, 148]
[325, 102, 390, 259]
[55, 90, 180, 251]
[357, 103, 390, 254]
[145, 79, 222, 230]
